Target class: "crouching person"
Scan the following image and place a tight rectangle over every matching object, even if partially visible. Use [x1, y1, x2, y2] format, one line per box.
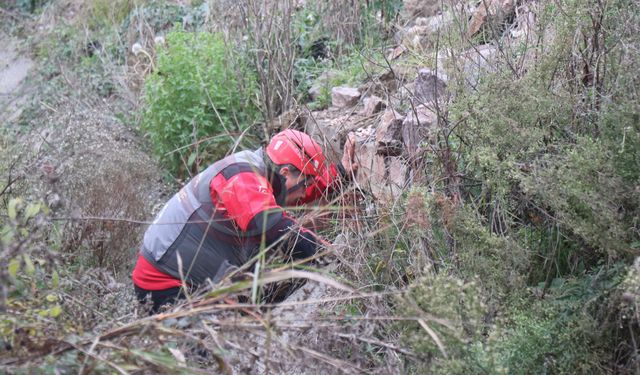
[132, 129, 356, 313]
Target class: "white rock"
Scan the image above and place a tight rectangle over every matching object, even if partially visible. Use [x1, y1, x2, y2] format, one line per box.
[331, 86, 361, 108]
[361, 95, 385, 116]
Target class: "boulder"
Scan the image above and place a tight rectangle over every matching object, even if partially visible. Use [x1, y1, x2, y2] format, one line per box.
[402, 105, 438, 156]
[376, 109, 404, 156]
[359, 70, 403, 97]
[400, 0, 441, 21]
[467, 0, 516, 38]
[354, 126, 408, 202]
[331, 86, 361, 108]
[506, 4, 542, 73]
[361, 95, 386, 116]
[354, 126, 385, 193]
[395, 10, 459, 49]
[459, 44, 498, 88]
[413, 68, 449, 105]
[265, 109, 306, 133]
[386, 44, 407, 60]
[387, 157, 408, 198]
[303, 112, 345, 159]
[400, 25, 431, 49]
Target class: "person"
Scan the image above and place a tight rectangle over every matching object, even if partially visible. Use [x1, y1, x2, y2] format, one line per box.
[132, 129, 357, 312]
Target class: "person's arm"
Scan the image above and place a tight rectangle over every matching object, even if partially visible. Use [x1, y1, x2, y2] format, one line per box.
[210, 170, 321, 260]
[299, 132, 359, 204]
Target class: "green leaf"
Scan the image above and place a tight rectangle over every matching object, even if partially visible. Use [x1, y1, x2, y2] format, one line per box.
[187, 152, 197, 168]
[52, 270, 60, 288]
[7, 198, 21, 220]
[49, 305, 62, 318]
[46, 294, 58, 302]
[23, 254, 35, 276]
[8, 258, 20, 279]
[2, 227, 13, 244]
[24, 203, 41, 220]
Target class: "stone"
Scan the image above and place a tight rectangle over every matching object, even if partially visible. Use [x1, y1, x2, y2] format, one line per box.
[386, 44, 407, 60]
[47, 193, 62, 210]
[401, 0, 441, 21]
[303, 113, 342, 159]
[459, 44, 498, 88]
[376, 109, 404, 157]
[354, 127, 380, 171]
[331, 86, 361, 108]
[413, 68, 449, 105]
[361, 95, 386, 116]
[467, 0, 516, 38]
[387, 157, 408, 197]
[395, 10, 458, 49]
[354, 126, 407, 202]
[265, 109, 306, 134]
[402, 105, 438, 156]
[400, 25, 431, 49]
[354, 126, 385, 194]
[505, 4, 542, 73]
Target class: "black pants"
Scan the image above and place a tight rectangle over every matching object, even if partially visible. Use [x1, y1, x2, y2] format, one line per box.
[134, 285, 186, 314]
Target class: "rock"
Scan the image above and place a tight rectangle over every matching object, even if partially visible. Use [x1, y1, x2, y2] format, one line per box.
[395, 10, 458, 49]
[361, 95, 385, 116]
[386, 44, 407, 60]
[400, 25, 431, 49]
[47, 193, 62, 210]
[376, 109, 404, 156]
[402, 105, 438, 156]
[401, 0, 441, 21]
[467, 0, 516, 38]
[354, 126, 385, 192]
[331, 86, 361, 108]
[309, 71, 337, 101]
[387, 156, 408, 197]
[303, 111, 361, 159]
[265, 109, 306, 134]
[413, 68, 449, 105]
[358, 70, 403, 98]
[303, 115, 340, 159]
[505, 4, 542, 73]
[415, 16, 430, 26]
[459, 44, 498, 88]
[354, 126, 407, 202]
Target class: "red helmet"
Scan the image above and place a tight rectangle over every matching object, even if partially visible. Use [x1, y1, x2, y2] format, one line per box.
[266, 129, 327, 177]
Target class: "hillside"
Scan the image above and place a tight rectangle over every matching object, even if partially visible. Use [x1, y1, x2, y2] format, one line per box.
[1, 0, 639, 374]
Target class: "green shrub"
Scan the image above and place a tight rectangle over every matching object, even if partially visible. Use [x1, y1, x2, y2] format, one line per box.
[398, 272, 487, 374]
[451, 207, 531, 299]
[521, 137, 633, 257]
[141, 26, 259, 176]
[0, 198, 63, 355]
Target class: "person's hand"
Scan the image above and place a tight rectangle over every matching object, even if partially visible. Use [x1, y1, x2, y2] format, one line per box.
[341, 132, 359, 179]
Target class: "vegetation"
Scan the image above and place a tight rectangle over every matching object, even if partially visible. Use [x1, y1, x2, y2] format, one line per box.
[1, 0, 638, 373]
[141, 26, 260, 176]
